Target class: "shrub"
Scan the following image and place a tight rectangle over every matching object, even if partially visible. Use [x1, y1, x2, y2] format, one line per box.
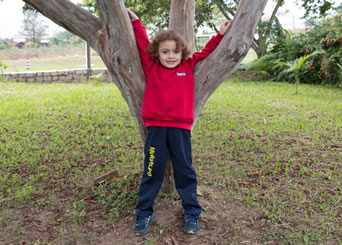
[0, 40, 12, 50]
[300, 14, 342, 86]
[0, 59, 8, 82]
[249, 13, 342, 87]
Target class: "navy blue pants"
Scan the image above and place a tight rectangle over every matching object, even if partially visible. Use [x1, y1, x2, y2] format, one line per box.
[135, 127, 201, 217]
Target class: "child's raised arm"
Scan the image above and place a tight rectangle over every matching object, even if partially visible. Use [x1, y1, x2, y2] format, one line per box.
[127, 8, 154, 76]
[188, 19, 231, 67]
[219, 20, 232, 35]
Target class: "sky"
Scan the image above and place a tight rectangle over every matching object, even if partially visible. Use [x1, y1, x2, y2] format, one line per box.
[0, 0, 83, 39]
[0, 0, 331, 39]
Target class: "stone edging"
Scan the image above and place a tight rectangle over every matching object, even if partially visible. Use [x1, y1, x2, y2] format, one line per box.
[2, 68, 110, 83]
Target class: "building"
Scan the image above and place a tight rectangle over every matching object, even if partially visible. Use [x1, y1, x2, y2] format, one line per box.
[11, 36, 50, 49]
[12, 36, 28, 49]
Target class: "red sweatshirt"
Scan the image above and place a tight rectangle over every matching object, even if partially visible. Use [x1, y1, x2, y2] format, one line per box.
[132, 19, 223, 131]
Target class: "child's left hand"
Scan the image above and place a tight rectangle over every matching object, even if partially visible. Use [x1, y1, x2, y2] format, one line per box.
[127, 8, 139, 21]
[219, 20, 232, 35]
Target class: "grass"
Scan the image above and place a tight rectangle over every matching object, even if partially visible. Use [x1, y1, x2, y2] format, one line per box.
[1, 45, 106, 72]
[0, 78, 341, 243]
[1, 46, 256, 72]
[193, 79, 342, 242]
[3, 55, 106, 72]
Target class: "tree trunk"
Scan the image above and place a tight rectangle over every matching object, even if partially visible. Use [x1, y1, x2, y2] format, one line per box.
[160, 0, 197, 195]
[23, 0, 268, 192]
[169, 0, 196, 52]
[218, 0, 283, 59]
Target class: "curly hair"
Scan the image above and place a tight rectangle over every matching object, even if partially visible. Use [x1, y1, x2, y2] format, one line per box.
[146, 30, 191, 62]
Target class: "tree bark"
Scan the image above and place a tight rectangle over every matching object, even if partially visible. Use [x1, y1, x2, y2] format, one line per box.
[193, 0, 268, 126]
[23, 0, 147, 141]
[169, 0, 196, 52]
[23, 0, 268, 193]
[23, 0, 102, 50]
[95, 0, 147, 141]
[248, 0, 284, 58]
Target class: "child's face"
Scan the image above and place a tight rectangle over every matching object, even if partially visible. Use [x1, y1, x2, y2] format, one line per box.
[158, 40, 182, 69]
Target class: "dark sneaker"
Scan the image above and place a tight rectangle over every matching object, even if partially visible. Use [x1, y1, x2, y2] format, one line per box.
[134, 213, 155, 235]
[183, 214, 199, 234]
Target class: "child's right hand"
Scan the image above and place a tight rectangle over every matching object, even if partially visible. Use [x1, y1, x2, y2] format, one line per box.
[127, 8, 139, 21]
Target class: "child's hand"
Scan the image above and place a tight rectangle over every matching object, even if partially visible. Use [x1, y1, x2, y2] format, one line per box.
[127, 8, 139, 21]
[219, 20, 232, 35]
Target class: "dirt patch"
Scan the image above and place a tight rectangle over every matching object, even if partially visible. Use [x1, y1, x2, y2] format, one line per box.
[0, 183, 268, 244]
[88, 185, 267, 245]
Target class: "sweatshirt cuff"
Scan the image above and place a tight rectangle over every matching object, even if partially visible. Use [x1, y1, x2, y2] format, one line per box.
[132, 19, 142, 25]
[217, 32, 224, 38]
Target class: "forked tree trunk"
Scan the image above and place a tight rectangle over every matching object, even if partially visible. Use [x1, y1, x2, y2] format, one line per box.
[160, 0, 197, 194]
[23, 0, 268, 193]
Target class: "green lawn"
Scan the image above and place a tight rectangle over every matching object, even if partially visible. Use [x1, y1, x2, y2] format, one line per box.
[2, 49, 257, 73]
[3, 55, 106, 72]
[0, 79, 341, 243]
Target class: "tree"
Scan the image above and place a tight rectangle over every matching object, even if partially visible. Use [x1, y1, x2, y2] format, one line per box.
[77, 0, 335, 59]
[50, 30, 83, 46]
[214, 0, 286, 58]
[0, 39, 12, 50]
[23, 0, 267, 192]
[78, 0, 217, 34]
[21, 9, 48, 47]
[300, 0, 337, 18]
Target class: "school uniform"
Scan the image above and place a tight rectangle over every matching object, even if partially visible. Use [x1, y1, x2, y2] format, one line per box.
[132, 19, 224, 217]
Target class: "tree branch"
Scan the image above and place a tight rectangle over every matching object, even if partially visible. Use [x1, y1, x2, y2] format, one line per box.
[214, 0, 233, 21]
[95, 0, 147, 141]
[269, 0, 284, 23]
[193, 0, 268, 126]
[250, 39, 259, 56]
[23, 0, 102, 51]
[262, 0, 284, 48]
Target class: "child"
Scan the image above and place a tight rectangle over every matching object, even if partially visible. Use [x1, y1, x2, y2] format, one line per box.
[127, 9, 231, 235]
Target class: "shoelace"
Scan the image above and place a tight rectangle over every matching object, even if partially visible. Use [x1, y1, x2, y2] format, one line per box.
[186, 215, 198, 224]
[136, 215, 151, 224]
